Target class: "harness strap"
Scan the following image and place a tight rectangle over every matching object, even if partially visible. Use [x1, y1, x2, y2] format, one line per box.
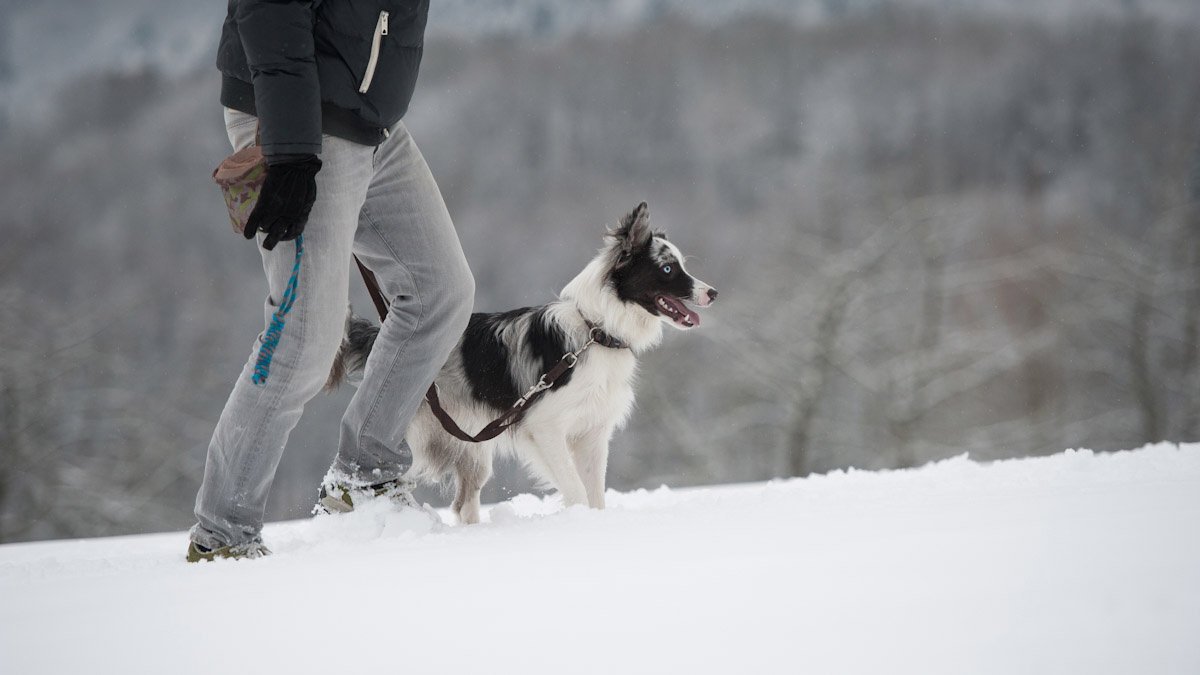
[581, 319, 626, 349]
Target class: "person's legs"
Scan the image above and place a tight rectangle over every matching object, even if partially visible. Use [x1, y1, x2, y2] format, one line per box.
[330, 120, 475, 486]
[191, 109, 374, 550]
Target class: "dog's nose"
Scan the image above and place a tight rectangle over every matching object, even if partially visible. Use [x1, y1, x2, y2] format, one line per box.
[707, 288, 718, 302]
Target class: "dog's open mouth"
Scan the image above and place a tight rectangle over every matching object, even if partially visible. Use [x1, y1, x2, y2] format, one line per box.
[655, 295, 701, 328]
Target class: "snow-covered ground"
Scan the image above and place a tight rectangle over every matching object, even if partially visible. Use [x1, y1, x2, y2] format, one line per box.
[1, 443, 1197, 674]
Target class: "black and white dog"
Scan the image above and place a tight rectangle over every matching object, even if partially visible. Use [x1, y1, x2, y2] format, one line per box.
[327, 202, 716, 523]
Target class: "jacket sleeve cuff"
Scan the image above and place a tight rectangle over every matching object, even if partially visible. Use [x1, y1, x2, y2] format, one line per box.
[263, 144, 323, 161]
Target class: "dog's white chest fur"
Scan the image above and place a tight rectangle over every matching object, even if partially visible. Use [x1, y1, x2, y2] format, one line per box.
[525, 346, 638, 439]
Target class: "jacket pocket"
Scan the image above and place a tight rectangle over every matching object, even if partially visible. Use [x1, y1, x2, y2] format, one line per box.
[358, 10, 389, 94]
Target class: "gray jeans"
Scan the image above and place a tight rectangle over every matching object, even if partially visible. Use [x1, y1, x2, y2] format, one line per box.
[191, 109, 474, 549]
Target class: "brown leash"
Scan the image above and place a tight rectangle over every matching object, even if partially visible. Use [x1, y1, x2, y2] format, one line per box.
[352, 257, 623, 443]
[355, 256, 391, 320]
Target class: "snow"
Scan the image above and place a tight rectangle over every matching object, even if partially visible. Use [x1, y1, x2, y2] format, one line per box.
[2, 443, 1198, 674]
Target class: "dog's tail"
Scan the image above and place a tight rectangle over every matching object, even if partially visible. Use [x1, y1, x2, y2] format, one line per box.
[324, 312, 380, 390]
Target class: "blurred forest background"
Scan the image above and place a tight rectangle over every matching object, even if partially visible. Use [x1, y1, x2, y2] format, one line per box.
[2, 0, 1199, 542]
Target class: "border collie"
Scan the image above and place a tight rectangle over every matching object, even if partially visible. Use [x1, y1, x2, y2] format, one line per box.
[327, 202, 716, 523]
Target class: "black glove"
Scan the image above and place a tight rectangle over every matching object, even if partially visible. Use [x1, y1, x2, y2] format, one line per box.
[244, 155, 322, 250]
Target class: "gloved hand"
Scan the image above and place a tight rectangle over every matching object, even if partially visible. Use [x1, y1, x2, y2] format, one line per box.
[244, 155, 322, 250]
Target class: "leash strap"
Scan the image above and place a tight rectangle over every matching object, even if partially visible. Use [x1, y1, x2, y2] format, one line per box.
[252, 234, 304, 385]
[426, 348, 580, 443]
[354, 256, 390, 320]
[350, 256, 611, 443]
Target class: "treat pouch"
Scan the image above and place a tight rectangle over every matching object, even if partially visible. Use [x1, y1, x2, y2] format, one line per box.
[212, 143, 266, 235]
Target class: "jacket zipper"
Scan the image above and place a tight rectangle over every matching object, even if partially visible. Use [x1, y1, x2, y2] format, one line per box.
[359, 10, 389, 94]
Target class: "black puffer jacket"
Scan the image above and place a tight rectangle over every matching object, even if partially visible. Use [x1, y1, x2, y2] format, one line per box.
[216, 0, 429, 157]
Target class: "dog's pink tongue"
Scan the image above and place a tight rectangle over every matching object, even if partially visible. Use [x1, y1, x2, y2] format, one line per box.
[663, 296, 701, 327]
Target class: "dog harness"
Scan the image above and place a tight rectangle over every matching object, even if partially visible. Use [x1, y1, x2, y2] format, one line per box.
[354, 257, 628, 443]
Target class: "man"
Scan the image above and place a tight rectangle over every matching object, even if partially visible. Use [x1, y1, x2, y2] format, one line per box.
[187, 0, 475, 561]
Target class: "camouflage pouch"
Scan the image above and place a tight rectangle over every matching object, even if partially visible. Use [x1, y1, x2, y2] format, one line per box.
[212, 134, 266, 235]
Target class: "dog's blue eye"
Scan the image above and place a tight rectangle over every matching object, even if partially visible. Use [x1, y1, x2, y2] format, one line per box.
[662, 265, 672, 274]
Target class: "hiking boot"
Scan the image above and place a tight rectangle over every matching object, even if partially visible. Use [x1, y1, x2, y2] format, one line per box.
[186, 540, 271, 563]
[314, 477, 424, 515]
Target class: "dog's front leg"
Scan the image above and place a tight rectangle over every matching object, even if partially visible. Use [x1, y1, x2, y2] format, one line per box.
[570, 426, 611, 509]
[520, 427, 588, 508]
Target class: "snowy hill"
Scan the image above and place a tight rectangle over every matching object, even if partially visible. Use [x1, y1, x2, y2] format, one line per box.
[2, 444, 1197, 674]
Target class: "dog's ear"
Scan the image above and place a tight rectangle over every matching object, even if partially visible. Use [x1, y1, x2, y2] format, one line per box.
[610, 201, 652, 265]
